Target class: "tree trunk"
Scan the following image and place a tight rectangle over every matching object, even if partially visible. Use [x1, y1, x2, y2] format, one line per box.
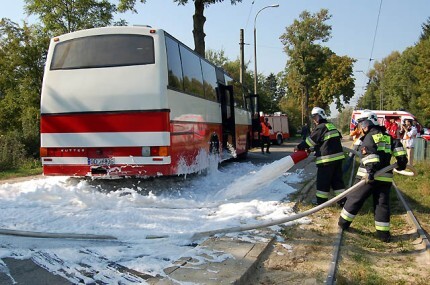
[193, 0, 206, 57]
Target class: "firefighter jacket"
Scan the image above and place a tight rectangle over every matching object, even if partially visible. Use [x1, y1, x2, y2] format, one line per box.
[297, 120, 345, 165]
[356, 125, 408, 182]
[261, 122, 271, 137]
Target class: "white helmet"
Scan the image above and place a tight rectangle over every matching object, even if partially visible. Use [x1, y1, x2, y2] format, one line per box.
[358, 110, 379, 126]
[311, 107, 327, 120]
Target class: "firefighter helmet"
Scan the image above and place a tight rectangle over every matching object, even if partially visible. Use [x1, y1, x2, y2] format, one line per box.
[357, 110, 379, 126]
[311, 107, 327, 120]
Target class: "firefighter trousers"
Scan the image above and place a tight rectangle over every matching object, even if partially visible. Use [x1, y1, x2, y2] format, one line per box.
[261, 136, 271, 153]
[338, 180, 392, 232]
[315, 160, 345, 204]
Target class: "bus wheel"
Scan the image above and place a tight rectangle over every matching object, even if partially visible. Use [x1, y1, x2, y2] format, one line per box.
[209, 132, 220, 155]
[276, 134, 283, 145]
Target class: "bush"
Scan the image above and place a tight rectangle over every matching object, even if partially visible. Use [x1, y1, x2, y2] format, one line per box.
[0, 132, 27, 170]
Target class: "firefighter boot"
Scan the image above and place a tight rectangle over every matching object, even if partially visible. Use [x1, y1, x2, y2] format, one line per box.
[316, 197, 328, 205]
[376, 230, 391, 243]
[338, 217, 351, 231]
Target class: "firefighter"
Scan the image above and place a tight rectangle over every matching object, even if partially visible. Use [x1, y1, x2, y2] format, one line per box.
[296, 107, 346, 205]
[260, 117, 272, 154]
[338, 110, 408, 242]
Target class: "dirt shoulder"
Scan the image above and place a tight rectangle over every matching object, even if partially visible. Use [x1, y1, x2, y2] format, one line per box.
[250, 158, 430, 285]
[0, 174, 44, 185]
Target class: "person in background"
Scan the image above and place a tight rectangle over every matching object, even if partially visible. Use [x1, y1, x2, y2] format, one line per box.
[301, 123, 309, 141]
[338, 110, 408, 242]
[385, 116, 400, 143]
[402, 119, 417, 165]
[343, 123, 363, 173]
[350, 124, 362, 145]
[296, 107, 346, 206]
[260, 117, 272, 154]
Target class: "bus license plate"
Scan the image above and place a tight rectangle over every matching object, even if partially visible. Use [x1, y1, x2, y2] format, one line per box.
[88, 158, 114, 165]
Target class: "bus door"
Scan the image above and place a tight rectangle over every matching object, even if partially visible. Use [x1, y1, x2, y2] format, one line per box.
[219, 84, 236, 151]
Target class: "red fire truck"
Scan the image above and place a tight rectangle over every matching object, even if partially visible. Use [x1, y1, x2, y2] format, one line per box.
[264, 114, 290, 145]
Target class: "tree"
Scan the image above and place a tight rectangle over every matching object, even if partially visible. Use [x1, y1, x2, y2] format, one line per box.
[0, 19, 49, 159]
[262, 73, 283, 114]
[419, 17, 430, 41]
[317, 51, 355, 110]
[414, 38, 430, 122]
[278, 94, 301, 135]
[334, 106, 353, 134]
[205, 48, 229, 67]
[280, 9, 355, 123]
[356, 41, 430, 125]
[117, 0, 243, 57]
[382, 50, 419, 113]
[24, 0, 117, 34]
[280, 9, 331, 123]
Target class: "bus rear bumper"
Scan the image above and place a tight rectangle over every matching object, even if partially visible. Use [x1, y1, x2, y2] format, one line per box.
[42, 156, 173, 178]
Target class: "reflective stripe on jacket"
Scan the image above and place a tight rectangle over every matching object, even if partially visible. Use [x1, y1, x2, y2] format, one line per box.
[298, 120, 344, 165]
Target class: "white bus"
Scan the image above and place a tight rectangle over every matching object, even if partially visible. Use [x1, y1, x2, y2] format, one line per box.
[40, 26, 254, 178]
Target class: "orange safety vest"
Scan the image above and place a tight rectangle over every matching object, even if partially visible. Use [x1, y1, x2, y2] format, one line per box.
[261, 122, 271, 136]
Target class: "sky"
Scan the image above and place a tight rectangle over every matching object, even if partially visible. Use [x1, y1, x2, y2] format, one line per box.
[0, 155, 308, 284]
[1, 0, 430, 111]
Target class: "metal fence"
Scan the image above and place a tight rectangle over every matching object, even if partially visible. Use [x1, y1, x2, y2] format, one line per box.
[414, 138, 430, 162]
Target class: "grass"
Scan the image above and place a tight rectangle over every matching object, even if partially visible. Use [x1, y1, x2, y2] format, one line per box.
[394, 161, 430, 235]
[0, 165, 42, 180]
[336, 160, 430, 284]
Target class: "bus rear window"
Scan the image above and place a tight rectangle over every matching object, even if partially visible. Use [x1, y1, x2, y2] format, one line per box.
[50, 34, 155, 70]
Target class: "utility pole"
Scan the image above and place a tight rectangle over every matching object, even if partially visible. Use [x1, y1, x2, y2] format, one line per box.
[239, 29, 247, 107]
[239, 29, 244, 85]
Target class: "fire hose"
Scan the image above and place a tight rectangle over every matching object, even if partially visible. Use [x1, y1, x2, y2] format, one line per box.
[190, 148, 416, 241]
[0, 228, 116, 240]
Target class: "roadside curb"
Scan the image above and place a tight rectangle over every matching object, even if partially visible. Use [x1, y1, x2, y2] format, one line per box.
[158, 235, 276, 285]
[159, 155, 317, 284]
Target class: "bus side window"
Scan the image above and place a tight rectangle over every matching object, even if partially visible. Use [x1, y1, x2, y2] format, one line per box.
[224, 75, 244, 109]
[165, 36, 184, 90]
[179, 45, 204, 98]
[201, 59, 217, 102]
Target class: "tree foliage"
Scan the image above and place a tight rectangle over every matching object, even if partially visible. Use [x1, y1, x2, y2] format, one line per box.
[334, 106, 353, 134]
[117, 0, 243, 57]
[279, 9, 355, 123]
[0, 1, 121, 169]
[0, 19, 49, 159]
[356, 39, 430, 126]
[24, 0, 117, 34]
[420, 17, 430, 41]
[261, 73, 284, 114]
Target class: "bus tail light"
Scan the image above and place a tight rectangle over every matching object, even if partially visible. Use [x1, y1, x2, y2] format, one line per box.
[40, 147, 48, 157]
[142, 146, 169, 157]
[150, 146, 169, 157]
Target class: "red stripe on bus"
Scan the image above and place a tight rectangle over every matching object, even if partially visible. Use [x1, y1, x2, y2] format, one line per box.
[41, 112, 170, 133]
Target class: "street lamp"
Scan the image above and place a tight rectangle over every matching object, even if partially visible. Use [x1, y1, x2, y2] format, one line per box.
[253, 4, 279, 97]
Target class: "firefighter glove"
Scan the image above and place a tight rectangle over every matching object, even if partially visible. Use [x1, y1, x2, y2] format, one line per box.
[365, 173, 375, 184]
[396, 157, 407, 171]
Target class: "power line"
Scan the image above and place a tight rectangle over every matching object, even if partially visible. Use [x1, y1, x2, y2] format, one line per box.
[367, 0, 383, 72]
[244, 0, 256, 31]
